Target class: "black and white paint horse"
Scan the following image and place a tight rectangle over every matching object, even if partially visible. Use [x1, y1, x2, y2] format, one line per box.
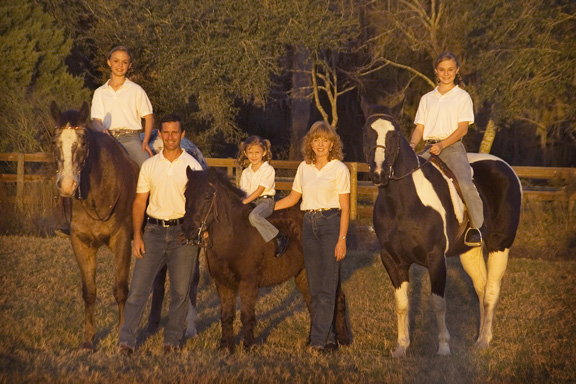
[362, 104, 522, 357]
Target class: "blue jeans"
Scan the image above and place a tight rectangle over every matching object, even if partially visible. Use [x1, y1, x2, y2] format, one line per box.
[117, 134, 149, 166]
[423, 141, 484, 228]
[248, 198, 278, 243]
[302, 209, 341, 347]
[119, 223, 199, 349]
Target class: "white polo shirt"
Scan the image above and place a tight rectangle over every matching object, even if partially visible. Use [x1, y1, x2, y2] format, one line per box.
[137, 150, 202, 220]
[414, 85, 474, 140]
[292, 160, 350, 211]
[239, 161, 276, 197]
[91, 78, 153, 131]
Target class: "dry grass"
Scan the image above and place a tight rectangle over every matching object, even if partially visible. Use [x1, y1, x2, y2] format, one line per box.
[1, 234, 575, 383]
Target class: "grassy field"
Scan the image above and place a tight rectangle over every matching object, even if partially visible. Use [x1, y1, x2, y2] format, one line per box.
[1, 233, 575, 383]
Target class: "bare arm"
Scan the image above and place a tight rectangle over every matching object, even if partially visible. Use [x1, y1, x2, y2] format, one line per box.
[431, 121, 469, 155]
[274, 190, 302, 210]
[335, 193, 350, 261]
[132, 192, 149, 259]
[409, 124, 424, 150]
[242, 185, 266, 204]
[141, 114, 154, 157]
[92, 118, 109, 135]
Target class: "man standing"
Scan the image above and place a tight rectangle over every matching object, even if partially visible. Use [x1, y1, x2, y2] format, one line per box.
[118, 114, 201, 354]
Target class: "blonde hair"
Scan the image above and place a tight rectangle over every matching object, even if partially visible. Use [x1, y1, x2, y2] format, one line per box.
[301, 121, 344, 164]
[236, 135, 272, 167]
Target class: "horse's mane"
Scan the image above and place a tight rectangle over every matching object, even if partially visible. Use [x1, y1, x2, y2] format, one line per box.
[209, 168, 248, 205]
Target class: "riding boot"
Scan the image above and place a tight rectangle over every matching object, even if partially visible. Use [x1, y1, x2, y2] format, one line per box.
[55, 197, 71, 237]
[274, 232, 290, 258]
[464, 227, 482, 247]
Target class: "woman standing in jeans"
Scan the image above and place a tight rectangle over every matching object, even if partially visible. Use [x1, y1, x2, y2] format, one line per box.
[275, 121, 350, 352]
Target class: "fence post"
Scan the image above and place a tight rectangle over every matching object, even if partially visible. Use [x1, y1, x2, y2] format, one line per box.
[349, 162, 358, 222]
[16, 153, 24, 202]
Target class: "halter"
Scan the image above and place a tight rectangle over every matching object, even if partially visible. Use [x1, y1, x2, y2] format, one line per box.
[191, 185, 219, 248]
[365, 113, 429, 184]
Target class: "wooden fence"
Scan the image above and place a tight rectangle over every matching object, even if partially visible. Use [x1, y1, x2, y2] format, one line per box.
[1, 152, 575, 221]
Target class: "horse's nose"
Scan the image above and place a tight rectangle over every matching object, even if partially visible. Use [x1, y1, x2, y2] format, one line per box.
[57, 175, 77, 197]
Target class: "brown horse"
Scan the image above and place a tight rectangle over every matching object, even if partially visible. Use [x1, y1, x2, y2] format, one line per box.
[182, 167, 352, 351]
[51, 102, 139, 349]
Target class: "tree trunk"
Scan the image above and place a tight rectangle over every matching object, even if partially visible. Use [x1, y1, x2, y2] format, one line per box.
[479, 118, 497, 154]
[289, 47, 312, 160]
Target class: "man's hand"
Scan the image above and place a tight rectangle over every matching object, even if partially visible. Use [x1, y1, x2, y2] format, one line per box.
[132, 236, 145, 259]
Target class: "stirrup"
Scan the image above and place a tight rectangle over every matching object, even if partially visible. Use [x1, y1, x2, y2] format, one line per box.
[464, 227, 483, 247]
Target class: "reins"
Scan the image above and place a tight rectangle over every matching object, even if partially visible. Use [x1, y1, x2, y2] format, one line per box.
[191, 185, 219, 248]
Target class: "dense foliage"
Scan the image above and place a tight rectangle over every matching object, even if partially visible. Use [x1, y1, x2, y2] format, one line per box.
[2, 0, 574, 164]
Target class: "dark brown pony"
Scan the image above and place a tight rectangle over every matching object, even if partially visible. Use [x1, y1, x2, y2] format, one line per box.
[51, 102, 139, 349]
[182, 167, 352, 351]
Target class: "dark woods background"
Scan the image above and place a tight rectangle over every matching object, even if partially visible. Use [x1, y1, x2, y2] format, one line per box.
[2, 0, 575, 166]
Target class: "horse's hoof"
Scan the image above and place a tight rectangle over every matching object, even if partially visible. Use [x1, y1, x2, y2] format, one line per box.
[391, 345, 407, 358]
[80, 341, 94, 351]
[474, 339, 490, 350]
[437, 343, 451, 355]
[145, 323, 160, 335]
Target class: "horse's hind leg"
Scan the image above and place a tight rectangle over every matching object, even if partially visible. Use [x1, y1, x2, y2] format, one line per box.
[70, 237, 98, 349]
[479, 249, 509, 348]
[110, 232, 131, 335]
[428, 255, 451, 355]
[459, 246, 488, 346]
[294, 269, 312, 343]
[333, 279, 353, 346]
[238, 280, 259, 350]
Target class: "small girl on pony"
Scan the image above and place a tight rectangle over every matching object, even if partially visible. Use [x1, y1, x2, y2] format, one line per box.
[237, 136, 289, 257]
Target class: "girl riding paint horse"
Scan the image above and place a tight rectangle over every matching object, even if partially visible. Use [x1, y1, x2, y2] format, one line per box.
[362, 101, 522, 357]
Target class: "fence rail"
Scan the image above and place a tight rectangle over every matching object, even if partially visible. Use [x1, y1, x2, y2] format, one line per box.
[2, 152, 575, 221]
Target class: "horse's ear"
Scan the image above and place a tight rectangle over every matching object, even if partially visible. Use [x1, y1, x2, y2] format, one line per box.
[50, 101, 61, 122]
[186, 165, 195, 180]
[360, 96, 372, 120]
[79, 102, 90, 123]
[391, 98, 405, 119]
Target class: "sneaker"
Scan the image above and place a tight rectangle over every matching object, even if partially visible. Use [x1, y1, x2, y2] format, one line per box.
[118, 344, 133, 356]
[274, 233, 290, 258]
[464, 227, 483, 247]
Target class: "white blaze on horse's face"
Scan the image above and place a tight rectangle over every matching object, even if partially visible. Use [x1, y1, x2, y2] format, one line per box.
[55, 129, 82, 197]
[370, 118, 395, 175]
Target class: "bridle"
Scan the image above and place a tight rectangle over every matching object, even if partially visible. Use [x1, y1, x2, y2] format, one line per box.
[365, 113, 429, 184]
[54, 125, 89, 199]
[190, 185, 219, 248]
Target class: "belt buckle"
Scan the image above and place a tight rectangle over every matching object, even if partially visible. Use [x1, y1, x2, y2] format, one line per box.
[162, 219, 169, 228]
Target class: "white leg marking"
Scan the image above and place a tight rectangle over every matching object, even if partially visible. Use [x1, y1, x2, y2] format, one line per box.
[392, 281, 410, 358]
[431, 293, 451, 355]
[412, 170, 450, 252]
[370, 118, 395, 176]
[477, 249, 509, 348]
[460, 247, 487, 343]
[185, 301, 199, 338]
